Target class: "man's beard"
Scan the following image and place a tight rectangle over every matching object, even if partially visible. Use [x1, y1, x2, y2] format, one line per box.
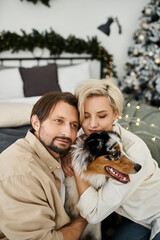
[40, 136, 72, 156]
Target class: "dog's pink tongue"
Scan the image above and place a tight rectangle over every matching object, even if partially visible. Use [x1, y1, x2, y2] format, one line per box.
[105, 166, 130, 184]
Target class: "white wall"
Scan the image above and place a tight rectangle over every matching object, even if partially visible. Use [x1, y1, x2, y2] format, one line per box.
[0, 0, 149, 79]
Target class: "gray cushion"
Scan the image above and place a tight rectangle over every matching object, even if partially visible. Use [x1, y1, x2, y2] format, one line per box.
[119, 94, 160, 166]
[19, 64, 61, 97]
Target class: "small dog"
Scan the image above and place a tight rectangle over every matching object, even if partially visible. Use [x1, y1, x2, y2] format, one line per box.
[65, 131, 141, 240]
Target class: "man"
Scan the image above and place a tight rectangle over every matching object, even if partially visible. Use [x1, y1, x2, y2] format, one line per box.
[0, 92, 87, 240]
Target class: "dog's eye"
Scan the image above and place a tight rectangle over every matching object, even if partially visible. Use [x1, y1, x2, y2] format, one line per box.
[112, 151, 117, 156]
[112, 150, 120, 160]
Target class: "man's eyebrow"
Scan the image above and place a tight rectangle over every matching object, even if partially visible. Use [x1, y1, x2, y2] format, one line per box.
[72, 121, 79, 125]
[55, 116, 64, 119]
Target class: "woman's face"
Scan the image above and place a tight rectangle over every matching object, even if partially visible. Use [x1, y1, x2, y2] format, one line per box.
[81, 96, 118, 136]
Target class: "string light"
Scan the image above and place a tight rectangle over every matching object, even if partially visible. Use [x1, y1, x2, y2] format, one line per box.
[127, 103, 131, 107]
[0, 30, 116, 78]
[142, 59, 147, 64]
[118, 102, 160, 143]
[154, 57, 160, 65]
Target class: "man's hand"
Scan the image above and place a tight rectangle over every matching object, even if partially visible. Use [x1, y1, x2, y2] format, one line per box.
[60, 215, 88, 240]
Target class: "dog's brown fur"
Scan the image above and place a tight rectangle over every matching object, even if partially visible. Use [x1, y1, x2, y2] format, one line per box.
[85, 155, 138, 178]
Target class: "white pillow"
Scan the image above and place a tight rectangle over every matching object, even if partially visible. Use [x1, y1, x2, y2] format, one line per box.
[0, 68, 24, 99]
[0, 96, 41, 104]
[0, 102, 33, 127]
[58, 62, 91, 93]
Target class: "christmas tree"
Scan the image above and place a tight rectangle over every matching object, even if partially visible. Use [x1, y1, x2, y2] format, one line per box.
[120, 0, 160, 107]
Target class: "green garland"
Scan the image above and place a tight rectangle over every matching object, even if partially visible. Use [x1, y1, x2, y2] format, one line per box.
[0, 29, 116, 77]
[20, 0, 50, 7]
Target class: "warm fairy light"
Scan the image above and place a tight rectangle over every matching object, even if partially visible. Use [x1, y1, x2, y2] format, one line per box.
[148, 51, 153, 57]
[141, 22, 148, 29]
[136, 118, 141, 126]
[127, 103, 131, 107]
[118, 105, 160, 143]
[154, 58, 160, 65]
[139, 34, 145, 41]
[127, 79, 131, 83]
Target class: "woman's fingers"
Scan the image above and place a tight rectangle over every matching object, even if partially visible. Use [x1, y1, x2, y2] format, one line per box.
[61, 154, 74, 177]
[64, 166, 74, 177]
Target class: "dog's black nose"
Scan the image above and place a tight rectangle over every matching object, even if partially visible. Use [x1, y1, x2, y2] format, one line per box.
[134, 164, 142, 172]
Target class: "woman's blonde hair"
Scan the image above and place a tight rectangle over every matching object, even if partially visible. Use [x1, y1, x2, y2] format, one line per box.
[75, 79, 124, 124]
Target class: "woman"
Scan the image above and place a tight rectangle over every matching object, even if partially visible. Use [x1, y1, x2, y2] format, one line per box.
[63, 79, 160, 240]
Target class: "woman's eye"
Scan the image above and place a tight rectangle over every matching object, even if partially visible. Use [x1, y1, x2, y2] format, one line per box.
[99, 115, 107, 118]
[84, 115, 89, 119]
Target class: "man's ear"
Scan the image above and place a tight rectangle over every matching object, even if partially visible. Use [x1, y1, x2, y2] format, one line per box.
[31, 115, 40, 132]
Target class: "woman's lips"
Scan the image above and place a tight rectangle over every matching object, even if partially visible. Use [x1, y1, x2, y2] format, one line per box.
[89, 130, 101, 134]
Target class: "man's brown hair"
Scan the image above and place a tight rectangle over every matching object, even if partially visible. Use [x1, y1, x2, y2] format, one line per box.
[31, 91, 78, 128]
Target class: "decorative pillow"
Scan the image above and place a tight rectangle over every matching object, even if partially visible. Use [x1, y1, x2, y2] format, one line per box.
[0, 102, 33, 127]
[58, 62, 91, 93]
[0, 68, 24, 99]
[19, 64, 61, 97]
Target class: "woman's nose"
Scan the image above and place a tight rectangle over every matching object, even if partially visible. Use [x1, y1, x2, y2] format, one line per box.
[89, 118, 98, 128]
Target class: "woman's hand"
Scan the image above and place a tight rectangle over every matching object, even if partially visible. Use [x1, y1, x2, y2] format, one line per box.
[61, 153, 74, 177]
